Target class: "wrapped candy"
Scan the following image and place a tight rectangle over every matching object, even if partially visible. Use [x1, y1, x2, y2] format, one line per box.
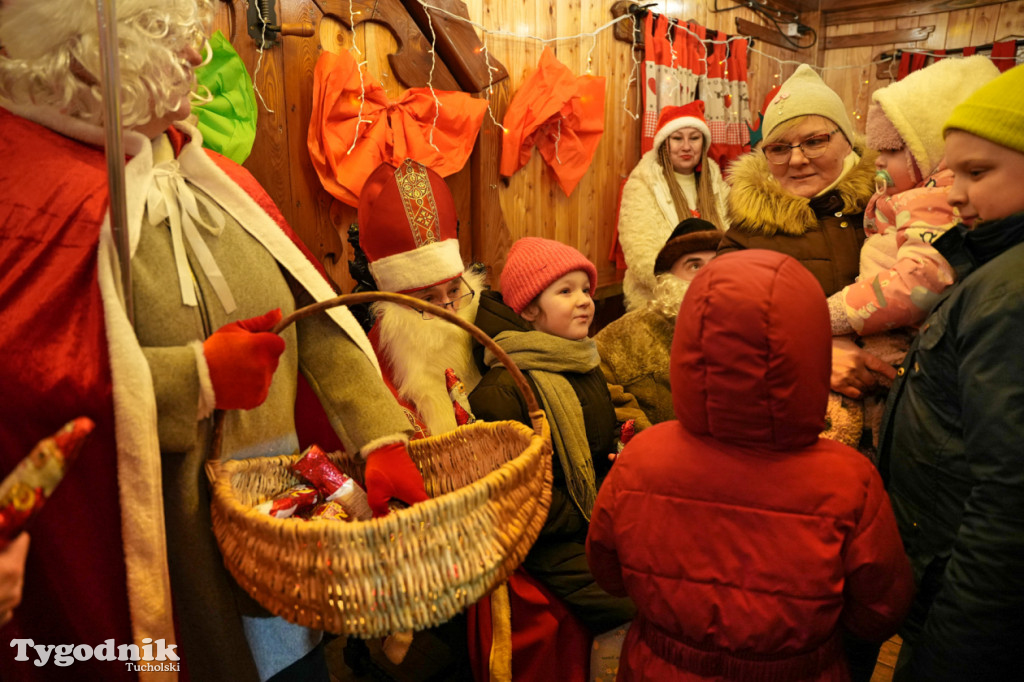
[307, 500, 352, 522]
[0, 417, 93, 547]
[255, 484, 320, 519]
[291, 445, 372, 520]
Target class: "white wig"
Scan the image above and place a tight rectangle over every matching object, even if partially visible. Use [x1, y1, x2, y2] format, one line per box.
[0, 0, 213, 128]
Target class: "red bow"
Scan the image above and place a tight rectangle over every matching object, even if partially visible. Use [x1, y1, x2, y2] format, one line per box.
[500, 47, 606, 196]
[308, 50, 488, 206]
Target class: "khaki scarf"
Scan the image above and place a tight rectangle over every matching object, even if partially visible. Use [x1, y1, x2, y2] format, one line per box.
[485, 330, 600, 520]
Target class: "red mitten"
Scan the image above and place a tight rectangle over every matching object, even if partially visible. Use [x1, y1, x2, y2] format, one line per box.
[203, 309, 286, 410]
[363, 441, 429, 517]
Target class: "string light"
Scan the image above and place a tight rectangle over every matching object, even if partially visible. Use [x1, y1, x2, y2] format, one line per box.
[323, 0, 928, 145]
[249, 0, 275, 114]
[422, 7, 442, 152]
[345, 0, 372, 154]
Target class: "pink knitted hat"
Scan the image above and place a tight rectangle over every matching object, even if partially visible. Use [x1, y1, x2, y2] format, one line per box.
[500, 237, 598, 314]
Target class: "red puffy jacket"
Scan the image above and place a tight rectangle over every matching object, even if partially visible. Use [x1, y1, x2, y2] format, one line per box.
[586, 250, 913, 681]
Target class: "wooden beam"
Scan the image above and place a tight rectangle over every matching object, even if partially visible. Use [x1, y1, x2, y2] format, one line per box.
[825, 0, 1010, 26]
[735, 17, 800, 52]
[825, 25, 935, 50]
[403, 0, 509, 92]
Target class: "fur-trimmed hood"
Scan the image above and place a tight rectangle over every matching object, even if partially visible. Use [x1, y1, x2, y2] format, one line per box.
[727, 145, 877, 237]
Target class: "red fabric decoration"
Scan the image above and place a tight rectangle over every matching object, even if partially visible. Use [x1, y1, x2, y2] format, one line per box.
[990, 40, 1018, 72]
[467, 569, 591, 681]
[500, 47, 606, 196]
[307, 50, 488, 207]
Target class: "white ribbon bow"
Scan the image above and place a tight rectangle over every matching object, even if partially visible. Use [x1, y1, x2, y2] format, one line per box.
[144, 157, 237, 315]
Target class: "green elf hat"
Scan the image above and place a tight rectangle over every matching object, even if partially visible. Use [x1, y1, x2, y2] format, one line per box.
[194, 30, 258, 164]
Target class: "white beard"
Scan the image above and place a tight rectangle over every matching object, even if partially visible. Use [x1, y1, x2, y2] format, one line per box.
[648, 273, 691, 319]
[373, 270, 485, 436]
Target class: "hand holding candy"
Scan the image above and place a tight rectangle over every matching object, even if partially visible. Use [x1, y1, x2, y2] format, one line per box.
[363, 442, 429, 518]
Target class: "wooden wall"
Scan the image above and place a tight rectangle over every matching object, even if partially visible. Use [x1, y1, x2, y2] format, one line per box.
[209, 0, 1023, 295]
[822, 0, 1024, 135]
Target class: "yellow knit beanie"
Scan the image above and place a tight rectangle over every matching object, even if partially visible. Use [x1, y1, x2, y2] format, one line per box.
[944, 63, 1024, 154]
[762, 64, 855, 146]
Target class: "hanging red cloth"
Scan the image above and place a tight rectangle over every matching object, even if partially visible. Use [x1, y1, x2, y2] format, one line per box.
[307, 50, 488, 207]
[990, 40, 1018, 72]
[499, 46, 606, 196]
[467, 569, 591, 681]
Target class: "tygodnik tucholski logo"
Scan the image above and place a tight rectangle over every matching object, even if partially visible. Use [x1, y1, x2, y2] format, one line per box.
[10, 637, 180, 672]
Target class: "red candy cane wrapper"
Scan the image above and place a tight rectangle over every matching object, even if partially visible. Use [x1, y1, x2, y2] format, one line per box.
[0, 417, 93, 547]
[255, 484, 320, 519]
[291, 445, 373, 520]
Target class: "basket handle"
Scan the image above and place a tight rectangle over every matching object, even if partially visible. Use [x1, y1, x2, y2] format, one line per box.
[272, 291, 545, 435]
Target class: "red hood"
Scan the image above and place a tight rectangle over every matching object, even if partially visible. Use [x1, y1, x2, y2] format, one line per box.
[671, 250, 830, 450]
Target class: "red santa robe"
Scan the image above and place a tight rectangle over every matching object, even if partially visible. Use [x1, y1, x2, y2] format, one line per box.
[0, 104, 376, 681]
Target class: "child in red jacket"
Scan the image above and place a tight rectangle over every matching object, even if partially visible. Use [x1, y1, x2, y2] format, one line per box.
[587, 249, 913, 681]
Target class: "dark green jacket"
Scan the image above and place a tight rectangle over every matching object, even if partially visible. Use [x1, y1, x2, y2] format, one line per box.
[469, 291, 634, 633]
[879, 212, 1024, 680]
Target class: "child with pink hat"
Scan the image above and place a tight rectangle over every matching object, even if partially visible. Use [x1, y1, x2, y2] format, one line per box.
[470, 237, 636, 637]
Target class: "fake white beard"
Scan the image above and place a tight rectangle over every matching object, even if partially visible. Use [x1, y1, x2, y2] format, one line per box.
[372, 271, 485, 436]
[648, 273, 692, 319]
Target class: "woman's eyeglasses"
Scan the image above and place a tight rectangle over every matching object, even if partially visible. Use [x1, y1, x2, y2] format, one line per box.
[763, 129, 840, 165]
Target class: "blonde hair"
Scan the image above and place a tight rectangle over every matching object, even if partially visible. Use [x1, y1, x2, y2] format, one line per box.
[0, 0, 213, 129]
[657, 138, 725, 230]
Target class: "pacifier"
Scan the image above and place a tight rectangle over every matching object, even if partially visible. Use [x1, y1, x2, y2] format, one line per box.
[874, 169, 895, 195]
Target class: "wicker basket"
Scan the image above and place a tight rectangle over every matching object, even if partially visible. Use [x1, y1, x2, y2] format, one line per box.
[205, 292, 552, 638]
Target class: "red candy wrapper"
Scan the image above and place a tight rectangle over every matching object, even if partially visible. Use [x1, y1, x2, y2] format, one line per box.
[291, 445, 372, 520]
[255, 484, 320, 519]
[0, 417, 93, 547]
[614, 419, 637, 456]
[307, 500, 352, 522]
[445, 368, 476, 426]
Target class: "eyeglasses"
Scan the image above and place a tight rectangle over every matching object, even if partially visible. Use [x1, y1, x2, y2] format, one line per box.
[416, 288, 476, 320]
[762, 129, 840, 165]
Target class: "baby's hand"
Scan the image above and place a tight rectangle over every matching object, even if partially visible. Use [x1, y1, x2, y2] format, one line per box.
[608, 452, 619, 463]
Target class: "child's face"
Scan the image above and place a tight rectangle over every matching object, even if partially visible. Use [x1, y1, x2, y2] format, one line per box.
[945, 130, 1024, 228]
[874, 148, 919, 195]
[522, 270, 594, 341]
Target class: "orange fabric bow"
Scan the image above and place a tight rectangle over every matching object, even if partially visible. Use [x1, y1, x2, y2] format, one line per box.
[500, 47, 606, 196]
[308, 50, 488, 207]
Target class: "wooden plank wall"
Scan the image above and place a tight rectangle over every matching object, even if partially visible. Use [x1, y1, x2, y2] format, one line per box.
[210, 0, 1023, 294]
[821, 0, 1024, 136]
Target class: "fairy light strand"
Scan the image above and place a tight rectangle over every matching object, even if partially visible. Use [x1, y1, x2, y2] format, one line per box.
[249, 0, 275, 114]
[422, 7, 442, 151]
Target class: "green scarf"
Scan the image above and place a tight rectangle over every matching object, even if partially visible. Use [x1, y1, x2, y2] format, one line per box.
[485, 330, 600, 520]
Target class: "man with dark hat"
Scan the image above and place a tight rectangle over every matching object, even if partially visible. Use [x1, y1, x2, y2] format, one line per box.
[596, 218, 721, 428]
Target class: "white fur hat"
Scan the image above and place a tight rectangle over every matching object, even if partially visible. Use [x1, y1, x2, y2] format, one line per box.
[869, 56, 1000, 176]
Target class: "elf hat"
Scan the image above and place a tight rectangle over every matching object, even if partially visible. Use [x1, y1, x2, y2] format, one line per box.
[500, 237, 598, 315]
[654, 218, 722, 275]
[357, 158, 463, 293]
[868, 56, 1000, 176]
[944, 62, 1024, 155]
[762, 64, 854, 146]
[653, 100, 712, 152]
